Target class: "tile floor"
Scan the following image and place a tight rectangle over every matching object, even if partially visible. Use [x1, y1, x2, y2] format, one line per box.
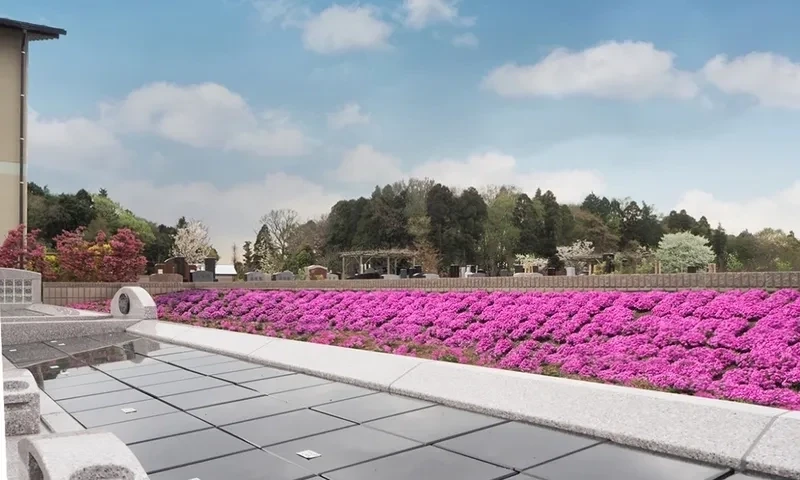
[2, 334, 778, 480]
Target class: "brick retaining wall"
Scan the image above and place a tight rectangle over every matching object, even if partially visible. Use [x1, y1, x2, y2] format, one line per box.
[42, 272, 800, 306]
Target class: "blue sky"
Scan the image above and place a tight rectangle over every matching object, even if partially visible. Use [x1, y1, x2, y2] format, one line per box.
[5, 0, 800, 255]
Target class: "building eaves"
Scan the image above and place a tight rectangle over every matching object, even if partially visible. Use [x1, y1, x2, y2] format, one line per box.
[0, 17, 66, 41]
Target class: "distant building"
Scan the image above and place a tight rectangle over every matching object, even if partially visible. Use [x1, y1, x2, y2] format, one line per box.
[0, 18, 66, 242]
[214, 264, 237, 283]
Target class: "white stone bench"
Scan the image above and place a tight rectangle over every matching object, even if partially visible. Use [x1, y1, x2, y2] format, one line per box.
[18, 431, 149, 479]
[4, 368, 40, 436]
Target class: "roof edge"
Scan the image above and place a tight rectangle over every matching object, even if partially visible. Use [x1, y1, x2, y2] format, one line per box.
[0, 17, 66, 40]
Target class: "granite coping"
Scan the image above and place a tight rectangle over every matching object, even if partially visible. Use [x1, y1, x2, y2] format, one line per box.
[126, 320, 799, 480]
[1, 319, 139, 345]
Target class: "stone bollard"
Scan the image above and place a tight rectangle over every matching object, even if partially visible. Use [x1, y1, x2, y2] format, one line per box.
[19, 431, 149, 479]
[4, 368, 40, 436]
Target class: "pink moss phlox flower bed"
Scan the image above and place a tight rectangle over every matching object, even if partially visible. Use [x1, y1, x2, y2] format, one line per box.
[70, 288, 800, 410]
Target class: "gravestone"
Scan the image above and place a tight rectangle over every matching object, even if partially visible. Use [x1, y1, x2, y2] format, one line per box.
[448, 265, 460, 278]
[565, 267, 576, 276]
[246, 271, 266, 282]
[149, 273, 183, 283]
[191, 270, 215, 283]
[513, 264, 524, 273]
[499, 269, 511, 277]
[382, 274, 400, 280]
[399, 269, 408, 279]
[307, 265, 328, 280]
[275, 270, 295, 281]
[326, 273, 339, 280]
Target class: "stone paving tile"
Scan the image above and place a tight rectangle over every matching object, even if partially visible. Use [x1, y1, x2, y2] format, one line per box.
[269, 382, 376, 409]
[222, 408, 354, 447]
[188, 359, 264, 376]
[323, 445, 515, 480]
[122, 368, 202, 388]
[7, 335, 773, 480]
[312, 392, 433, 423]
[435, 421, 601, 471]
[91, 411, 213, 445]
[364, 405, 507, 444]
[147, 450, 315, 480]
[522, 443, 731, 479]
[244, 373, 331, 394]
[265, 425, 420, 475]
[57, 388, 152, 413]
[42, 371, 112, 390]
[138, 376, 229, 397]
[127, 428, 254, 473]
[160, 384, 263, 410]
[45, 379, 130, 400]
[212, 365, 294, 384]
[2, 342, 67, 365]
[71, 399, 178, 428]
[189, 395, 299, 426]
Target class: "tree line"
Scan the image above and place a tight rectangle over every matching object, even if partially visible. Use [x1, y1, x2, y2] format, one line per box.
[16, 179, 800, 277]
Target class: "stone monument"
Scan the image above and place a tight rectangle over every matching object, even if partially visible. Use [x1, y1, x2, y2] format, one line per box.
[111, 286, 157, 320]
[246, 271, 266, 282]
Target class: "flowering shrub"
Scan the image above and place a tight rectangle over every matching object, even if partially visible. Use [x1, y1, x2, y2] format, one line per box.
[71, 288, 800, 409]
[55, 227, 146, 282]
[0, 225, 55, 279]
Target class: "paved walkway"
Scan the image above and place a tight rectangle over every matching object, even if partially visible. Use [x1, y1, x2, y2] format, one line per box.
[3, 334, 773, 480]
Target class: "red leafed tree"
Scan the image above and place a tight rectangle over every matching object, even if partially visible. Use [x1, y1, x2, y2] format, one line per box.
[0, 225, 55, 280]
[55, 227, 147, 282]
[54, 227, 99, 281]
[102, 228, 147, 282]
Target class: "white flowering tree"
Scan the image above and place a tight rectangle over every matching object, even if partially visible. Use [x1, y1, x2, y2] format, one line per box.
[655, 232, 715, 273]
[556, 240, 595, 270]
[172, 219, 212, 264]
[515, 253, 549, 272]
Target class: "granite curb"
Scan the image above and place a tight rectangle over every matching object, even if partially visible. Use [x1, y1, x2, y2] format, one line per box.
[127, 320, 799, 479]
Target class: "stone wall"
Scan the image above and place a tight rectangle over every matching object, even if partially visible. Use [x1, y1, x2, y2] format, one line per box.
[42, 272, 800, 306]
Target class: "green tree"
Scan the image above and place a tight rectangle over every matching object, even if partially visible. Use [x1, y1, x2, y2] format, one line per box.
[482, 189, 520, 273]
[655, 232, 715, 273]
[455, 187, 488, 264]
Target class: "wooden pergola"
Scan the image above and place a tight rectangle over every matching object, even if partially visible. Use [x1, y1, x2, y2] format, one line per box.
[340, 249, 417, 275]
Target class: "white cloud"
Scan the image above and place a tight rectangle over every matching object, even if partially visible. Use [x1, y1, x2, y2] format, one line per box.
[451, 32, 478, 48]
[104, 82, 309, 157]
[110, 172, 341, 260]
[251, 0, 310, 27]
[27, 110, 127, 171]
[410, 152, 604, 203]
[702, 52, 800, 109]
[328, 103, 371, 129]
[483, 41, 699, 100]
[401, 0, 474, 29]
[302, 4, 393, 54]
[336, 144, 404, 184]
[334, 145, 603, 203]
[675, 184, 800, 235]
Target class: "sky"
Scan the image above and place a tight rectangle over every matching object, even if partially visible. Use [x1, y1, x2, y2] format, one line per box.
[5, 0, 800, 259]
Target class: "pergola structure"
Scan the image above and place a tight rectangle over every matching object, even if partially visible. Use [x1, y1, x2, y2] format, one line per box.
[340, 249, 417, 276]
[570, 253, 608, 274]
